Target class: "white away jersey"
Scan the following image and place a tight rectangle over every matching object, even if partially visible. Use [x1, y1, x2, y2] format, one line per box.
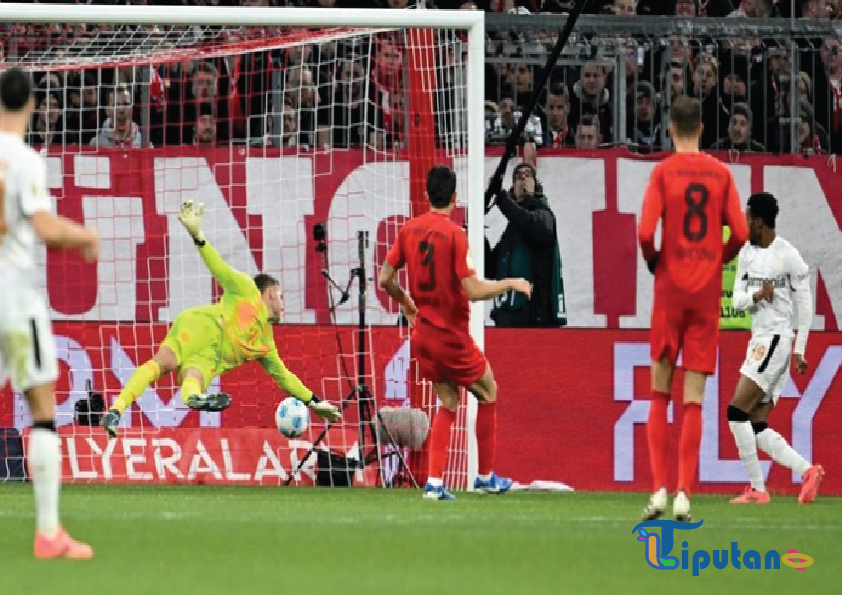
[0, 131, 52, 280]
[732, 236, 813, 354]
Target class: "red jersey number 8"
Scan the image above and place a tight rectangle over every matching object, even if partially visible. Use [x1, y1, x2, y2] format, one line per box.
[683, 183, 709, 242]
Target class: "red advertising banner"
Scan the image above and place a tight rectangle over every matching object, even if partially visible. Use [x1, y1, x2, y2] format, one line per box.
[5, 326, 841, 494]
[23, 427, 380, 487]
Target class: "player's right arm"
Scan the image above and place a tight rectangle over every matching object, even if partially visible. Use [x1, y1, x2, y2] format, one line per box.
[178, 200, 256, 296]
[721, 172, 749, 264]
[730, 245, 757, 311]
[16, 157, 98, 260]
[638, 164, 664, 273]
[453, 228, 531, 301]
[379, 229, 417, 322]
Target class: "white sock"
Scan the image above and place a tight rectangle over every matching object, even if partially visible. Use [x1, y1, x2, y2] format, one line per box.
[477, 473, 491, 482]
[756, 428, 811, 477]
[729, 421, 766, 491]
[426, 477, 443, 488]
[27, 427, 61, 537]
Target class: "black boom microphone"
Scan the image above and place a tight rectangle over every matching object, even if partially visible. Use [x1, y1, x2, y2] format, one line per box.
[484, 0, 591, 213]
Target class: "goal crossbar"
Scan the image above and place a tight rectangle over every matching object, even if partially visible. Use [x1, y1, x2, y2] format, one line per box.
[0, 4, 484, 29]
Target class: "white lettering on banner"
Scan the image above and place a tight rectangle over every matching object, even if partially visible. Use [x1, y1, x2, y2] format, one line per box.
[384, 338, 411, 404]
[326, 162, 411, 325]
[790, 346, 842, 482]
[188, 439, 224, 481]
[245, 157, 316, 324]
[288, 439, 319, 482]
[617, 161, 752, 329]
[35, 154, 842, 328]
[66, 438, 97, 480]
[153, 438, 184, 479]
[81, 196, 145, 321]
[764, 166, 842, 331]
[221, 438, 251, 481]
[613, 342, 673, 481]
[254, 440, 288, 481]
[614, 340, 839, 484]
[123, 437, 153, 481]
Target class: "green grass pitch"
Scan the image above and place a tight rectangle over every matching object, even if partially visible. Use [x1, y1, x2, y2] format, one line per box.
[0, 484, 838, 594]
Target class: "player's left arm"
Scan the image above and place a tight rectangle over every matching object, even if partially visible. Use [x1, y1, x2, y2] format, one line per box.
[178, 200, 256, 296]
[789, 246, 813, 363]
[638, 166, 664, 273]
[259, 348, 341, 422]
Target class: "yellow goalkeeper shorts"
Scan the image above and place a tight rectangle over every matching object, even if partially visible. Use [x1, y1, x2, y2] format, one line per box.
[161, 310, 223, 391]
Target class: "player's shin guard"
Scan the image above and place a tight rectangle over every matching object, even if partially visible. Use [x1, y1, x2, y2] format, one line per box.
[427, 407, 456, 486]
[677, 403, 702, 495]
[756, 427, 810, 477]
[728, 405, 765, 492]
[475, 402, 497, 477]
[113, 360, 162, 413]
[28, 421, 61, 538]
[646, 391, 670, 491]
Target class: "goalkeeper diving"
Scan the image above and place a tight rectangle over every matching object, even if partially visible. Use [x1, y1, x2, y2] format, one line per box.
[101, 200, 341, 437]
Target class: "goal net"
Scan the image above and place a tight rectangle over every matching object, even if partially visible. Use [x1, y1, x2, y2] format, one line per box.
[0, 6, 485, 491]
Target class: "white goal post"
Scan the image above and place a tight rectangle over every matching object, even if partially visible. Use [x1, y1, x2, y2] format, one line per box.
[1, 4, 486, 489]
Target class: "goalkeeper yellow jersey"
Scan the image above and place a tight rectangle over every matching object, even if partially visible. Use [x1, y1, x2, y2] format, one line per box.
[186, 241, 312, 402]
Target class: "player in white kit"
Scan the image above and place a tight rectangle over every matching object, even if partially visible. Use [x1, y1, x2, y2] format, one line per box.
[0, 68, 99, 558]
[726, 192, 824, 505]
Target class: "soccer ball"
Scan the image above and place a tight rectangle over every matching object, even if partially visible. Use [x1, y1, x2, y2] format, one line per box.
[276, 397, 309, 439]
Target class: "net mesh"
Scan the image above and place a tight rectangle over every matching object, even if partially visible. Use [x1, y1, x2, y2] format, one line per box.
[2, 21, 474, 489]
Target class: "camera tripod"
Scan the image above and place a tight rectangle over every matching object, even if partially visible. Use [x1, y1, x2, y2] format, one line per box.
[285, 227, 418, 488]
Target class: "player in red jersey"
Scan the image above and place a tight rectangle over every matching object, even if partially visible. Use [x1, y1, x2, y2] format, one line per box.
[379, 165, 531, 500]
[637, 96, 749, 521]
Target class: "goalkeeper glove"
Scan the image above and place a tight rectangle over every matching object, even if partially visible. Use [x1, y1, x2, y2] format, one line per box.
[646, 252, 660, 275]
[308, 395, 342, 423]
[179, 200, 206, 245]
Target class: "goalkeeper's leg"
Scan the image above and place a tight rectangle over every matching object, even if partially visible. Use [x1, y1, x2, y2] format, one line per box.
[102, 346, 178, 438]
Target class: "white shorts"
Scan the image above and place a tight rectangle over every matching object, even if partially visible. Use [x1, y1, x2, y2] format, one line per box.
[739, 334, 791, 405]
[0, 285, 58, 393]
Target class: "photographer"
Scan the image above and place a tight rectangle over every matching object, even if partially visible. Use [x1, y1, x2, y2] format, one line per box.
[486, 163, 566, 328]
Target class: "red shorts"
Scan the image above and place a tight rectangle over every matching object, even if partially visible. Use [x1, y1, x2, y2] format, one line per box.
[411, 325, 487, 387]
[650, 294, 719, 375]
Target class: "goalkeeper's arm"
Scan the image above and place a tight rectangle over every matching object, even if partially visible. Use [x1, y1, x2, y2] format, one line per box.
[178, 200, 255, 296]
[259, 349, 341, 423]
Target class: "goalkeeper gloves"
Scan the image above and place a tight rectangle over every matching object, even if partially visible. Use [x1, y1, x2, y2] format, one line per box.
[179, 200, 206, 245]
[308, 395, 342, 423]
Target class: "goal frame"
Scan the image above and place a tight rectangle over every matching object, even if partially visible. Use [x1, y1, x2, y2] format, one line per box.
[1, 3, 486, 489]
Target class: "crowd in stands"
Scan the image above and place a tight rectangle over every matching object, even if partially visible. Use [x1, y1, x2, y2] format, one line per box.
[4, 0, 842, 155]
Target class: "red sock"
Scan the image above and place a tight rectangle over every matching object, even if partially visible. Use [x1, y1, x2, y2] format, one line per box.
[476, 402, 497, 476]
[647, 390, 670, 491]
[678, 403, 703, 495]
[427, 407, 456, 481]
